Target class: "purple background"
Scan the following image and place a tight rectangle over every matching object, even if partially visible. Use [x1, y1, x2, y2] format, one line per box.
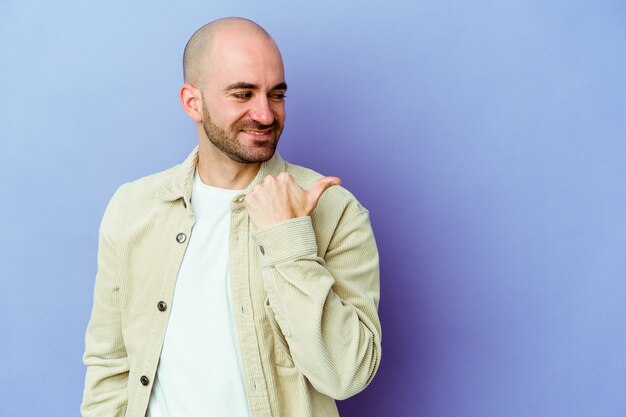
[1, 1, 625, 416]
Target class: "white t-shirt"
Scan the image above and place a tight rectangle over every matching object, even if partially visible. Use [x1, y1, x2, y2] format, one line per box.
[147, 170, 250, 417]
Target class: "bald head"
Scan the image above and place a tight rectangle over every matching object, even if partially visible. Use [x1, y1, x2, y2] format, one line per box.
[178, 17, 286, 165]
[183, 17, 278, 86]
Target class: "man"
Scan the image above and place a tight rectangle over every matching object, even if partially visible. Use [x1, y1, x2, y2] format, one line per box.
[82, 17, 381, 417]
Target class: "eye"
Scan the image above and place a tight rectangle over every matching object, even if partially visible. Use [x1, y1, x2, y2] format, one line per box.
[269, 92, 287, 102]
[232, 91, 253, 100]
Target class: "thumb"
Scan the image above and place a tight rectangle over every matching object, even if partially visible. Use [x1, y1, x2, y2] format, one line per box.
[306, 176, 342, 207]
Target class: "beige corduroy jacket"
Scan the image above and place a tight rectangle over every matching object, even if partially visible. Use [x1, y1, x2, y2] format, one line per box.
[81, 147, 381, 417]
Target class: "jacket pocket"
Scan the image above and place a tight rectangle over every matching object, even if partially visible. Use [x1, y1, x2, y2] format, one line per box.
[264, 297, 295, 368]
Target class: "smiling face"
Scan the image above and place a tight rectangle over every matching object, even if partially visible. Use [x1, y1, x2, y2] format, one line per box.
[197, 26, 287, 164]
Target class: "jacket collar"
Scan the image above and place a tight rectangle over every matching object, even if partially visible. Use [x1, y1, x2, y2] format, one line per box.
[156, 146, 287, 204]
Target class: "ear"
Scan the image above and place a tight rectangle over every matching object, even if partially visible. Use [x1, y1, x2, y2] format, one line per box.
[179, 83, 203, 122]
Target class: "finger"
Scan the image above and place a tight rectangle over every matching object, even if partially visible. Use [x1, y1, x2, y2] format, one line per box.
[306, 176, 342, 206]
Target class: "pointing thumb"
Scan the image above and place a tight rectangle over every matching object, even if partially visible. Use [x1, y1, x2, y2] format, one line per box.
[306, 176, 342, 208]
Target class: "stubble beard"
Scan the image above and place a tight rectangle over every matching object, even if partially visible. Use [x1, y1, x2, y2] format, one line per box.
[202, 104, 282, 164]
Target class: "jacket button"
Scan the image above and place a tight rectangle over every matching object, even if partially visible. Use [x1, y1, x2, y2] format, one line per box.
[176, 233, 186, 243]
[140, 375, 150, 386]
[157, 301, 167, 312]
[259, 245, 265, 255]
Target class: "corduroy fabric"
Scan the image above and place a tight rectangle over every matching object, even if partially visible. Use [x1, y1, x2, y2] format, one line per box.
[81, 147, 381, 417]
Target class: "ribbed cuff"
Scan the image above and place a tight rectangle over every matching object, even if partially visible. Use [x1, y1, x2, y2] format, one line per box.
[251, 217, 318, 266]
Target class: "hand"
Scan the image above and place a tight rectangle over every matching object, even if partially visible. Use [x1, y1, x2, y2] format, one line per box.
[244, 172, 341, 230]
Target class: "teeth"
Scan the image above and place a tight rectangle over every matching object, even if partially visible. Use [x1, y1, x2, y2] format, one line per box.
[245, 130, 269, 136]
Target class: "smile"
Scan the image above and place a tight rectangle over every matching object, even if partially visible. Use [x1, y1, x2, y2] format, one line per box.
[243, 129, 272, 135]
[241, 129, 274, 141]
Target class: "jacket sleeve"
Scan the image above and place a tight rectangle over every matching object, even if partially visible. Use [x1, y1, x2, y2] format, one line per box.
[81, 194, 129, 417]
[252, 199, 381, 400]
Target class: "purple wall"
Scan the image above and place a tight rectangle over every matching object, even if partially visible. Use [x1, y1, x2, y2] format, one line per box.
[1, 1, 625, 416]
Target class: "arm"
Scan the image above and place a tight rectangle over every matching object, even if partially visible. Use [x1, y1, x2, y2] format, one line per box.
[81, 195, 129, 417]
[246, 174, 381, 399]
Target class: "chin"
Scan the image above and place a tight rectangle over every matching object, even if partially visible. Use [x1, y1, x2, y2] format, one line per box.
[229, 147, 277, 164]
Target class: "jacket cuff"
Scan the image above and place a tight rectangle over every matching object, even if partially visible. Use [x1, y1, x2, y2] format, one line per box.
[251, 217, 318, 266]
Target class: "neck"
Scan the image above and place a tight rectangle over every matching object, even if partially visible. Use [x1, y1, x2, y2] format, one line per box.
[197, 140, 261, 190]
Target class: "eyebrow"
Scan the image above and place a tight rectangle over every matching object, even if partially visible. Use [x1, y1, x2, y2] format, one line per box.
[224, 81, 288, 92]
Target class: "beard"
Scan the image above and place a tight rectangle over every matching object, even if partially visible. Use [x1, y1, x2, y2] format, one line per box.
[202, 101, 282, 164]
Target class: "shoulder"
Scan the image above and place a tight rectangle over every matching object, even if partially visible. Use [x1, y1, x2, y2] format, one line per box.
[114, 163, 180, 203]
[279, 159, 375, 257]
[284, 160, 369, 221]
[99, 163, 182, 237]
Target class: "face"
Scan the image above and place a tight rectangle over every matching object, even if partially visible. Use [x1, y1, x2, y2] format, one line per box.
[199, 32, 287, 164]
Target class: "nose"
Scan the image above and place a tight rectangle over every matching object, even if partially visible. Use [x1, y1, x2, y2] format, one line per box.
[249, 96, 275, 126]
